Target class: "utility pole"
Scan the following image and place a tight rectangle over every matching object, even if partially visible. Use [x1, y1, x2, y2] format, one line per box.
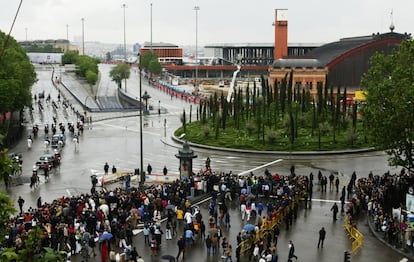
[66, 24, 69, 52]
[122, 4, 128, 92]
[150, 3, 153, 52]
[81, 18, 85, 55]
[194, 6, 200, 93]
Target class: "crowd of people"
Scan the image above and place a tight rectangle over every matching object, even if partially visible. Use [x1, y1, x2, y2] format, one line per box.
[3, 162, 311, 262]
[5, 151, 414, 262]
[350, 169, 414, 253]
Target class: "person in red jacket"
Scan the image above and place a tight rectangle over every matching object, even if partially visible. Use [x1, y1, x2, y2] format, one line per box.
[101, 240, 108, 262]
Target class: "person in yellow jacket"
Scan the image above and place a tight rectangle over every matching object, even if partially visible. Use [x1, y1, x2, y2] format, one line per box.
[176, 208, 184, 225]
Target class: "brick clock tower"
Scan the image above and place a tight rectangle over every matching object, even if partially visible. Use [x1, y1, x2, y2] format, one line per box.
[274, 9, 288, 60]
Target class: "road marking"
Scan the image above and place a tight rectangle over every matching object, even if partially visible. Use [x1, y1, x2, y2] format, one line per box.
[101, 123, 160, 136]
[311, 198, 349, 204]
[66, 189, 72, 197]
[238, 159, 283, 177]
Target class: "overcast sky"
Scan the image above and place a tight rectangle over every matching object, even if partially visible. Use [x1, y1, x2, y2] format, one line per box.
[0, 0, 412, 46]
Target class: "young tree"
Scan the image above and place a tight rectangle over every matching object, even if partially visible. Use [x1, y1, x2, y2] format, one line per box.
[361, 40, 414, 171]
[85, 69, 98, 85]
[109, 63, 131, 89]
[61, 50, 79, 64]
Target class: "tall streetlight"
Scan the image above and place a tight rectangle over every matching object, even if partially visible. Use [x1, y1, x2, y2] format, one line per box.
[66, 24, 69, 52]
[81, 18, 85, 55]
[122, 4, 128, 92]
[150, 3, 153, 52]
[139, 53, 144, 188]
[194, 6, 200, 93]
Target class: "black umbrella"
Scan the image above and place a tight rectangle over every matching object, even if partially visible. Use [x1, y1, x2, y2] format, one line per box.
[161, 254, 176, 261]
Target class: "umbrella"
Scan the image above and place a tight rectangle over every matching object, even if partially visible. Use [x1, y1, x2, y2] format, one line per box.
[243, 224, 255, 231]
[166, 204, 175, 210]
[99, 204, 109, 216]
[161, 254, 176, 261]
[99, 232, 113, 241]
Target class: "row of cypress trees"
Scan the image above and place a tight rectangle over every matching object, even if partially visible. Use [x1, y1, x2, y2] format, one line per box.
[184, 71, 361, 149]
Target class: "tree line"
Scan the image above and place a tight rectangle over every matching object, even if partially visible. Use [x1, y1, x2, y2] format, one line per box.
[186, 71, 361, 150]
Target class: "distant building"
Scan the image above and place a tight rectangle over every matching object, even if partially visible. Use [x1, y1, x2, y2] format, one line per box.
[133, 43, 141, 55]
[19, 39, 81, 54]
[26, 52, 63, 64]
[204, 42, 318, 66]
[269, 8, 411, 98]
[140, 42, 183, 65]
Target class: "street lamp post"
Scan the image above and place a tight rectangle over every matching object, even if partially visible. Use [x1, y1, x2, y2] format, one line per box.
[122, 4, 128, 92]
[150, 3, 153, 52]
[81, 18, 85, 55]
[139, 54, 144, 188]
[194, 6, 200, 93]
[66, 24, 69, 52]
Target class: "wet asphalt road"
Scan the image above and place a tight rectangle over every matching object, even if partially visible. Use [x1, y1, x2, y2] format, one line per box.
[4, 66, 407, 262]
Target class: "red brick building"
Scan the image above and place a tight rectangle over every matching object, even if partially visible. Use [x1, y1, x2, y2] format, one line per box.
[269, 9, 411, 98]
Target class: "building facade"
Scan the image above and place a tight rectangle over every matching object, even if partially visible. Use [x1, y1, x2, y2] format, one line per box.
[269, 8, 411, 98]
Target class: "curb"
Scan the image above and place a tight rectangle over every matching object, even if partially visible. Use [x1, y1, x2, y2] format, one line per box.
[170, 134, 377, 156]
[367, 214, 413, 260]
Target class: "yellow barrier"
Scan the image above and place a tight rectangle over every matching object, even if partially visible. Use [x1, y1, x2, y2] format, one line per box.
[239, 194, 299, 255]
[344, 215, 363, 254]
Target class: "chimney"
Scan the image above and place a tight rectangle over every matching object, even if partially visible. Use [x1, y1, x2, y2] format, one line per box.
[274, 9, 288, 60]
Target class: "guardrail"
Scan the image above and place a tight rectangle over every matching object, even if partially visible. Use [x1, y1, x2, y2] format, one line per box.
[91, 170, 180, 186]
[344, 215, 363, 254]
[237, 193, 300, 255]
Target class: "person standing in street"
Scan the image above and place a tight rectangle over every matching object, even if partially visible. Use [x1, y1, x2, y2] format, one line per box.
[205, 234, 212, 255]
[331, 203, 339, 221]
[176, 236, 186, 261]
[104, 162, 109, 174]
[225, 244, 233, 262]
[147, 164, 152, 175]
[335, 177, 340, 193]
[317, 227, 326, 248]
[288, 240, 298, 261]
[17, 196, 25, 215]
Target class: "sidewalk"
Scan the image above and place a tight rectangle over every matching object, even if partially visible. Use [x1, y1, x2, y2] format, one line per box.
[367, 214, 414, 261]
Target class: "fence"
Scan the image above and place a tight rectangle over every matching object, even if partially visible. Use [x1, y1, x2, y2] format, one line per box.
[344, 215, 363, 254]
[238, 193, 299, 255]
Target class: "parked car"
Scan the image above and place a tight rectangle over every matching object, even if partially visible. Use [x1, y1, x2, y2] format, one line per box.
[35, 155, 54, 169]
[51, 134, 66, 148]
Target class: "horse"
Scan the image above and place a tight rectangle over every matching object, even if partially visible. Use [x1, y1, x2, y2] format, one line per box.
[27, 138, 33, 150]
[44, 140, 50, 153]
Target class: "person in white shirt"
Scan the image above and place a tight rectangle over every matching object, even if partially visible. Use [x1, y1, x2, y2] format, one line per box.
[184, 211, 193, 225]
[240, 203, 246, 221]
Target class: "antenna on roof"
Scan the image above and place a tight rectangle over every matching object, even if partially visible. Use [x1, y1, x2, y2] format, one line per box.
[389, 9, 395, 32]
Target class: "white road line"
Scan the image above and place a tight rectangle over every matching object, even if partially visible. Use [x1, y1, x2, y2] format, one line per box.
[311, 198, 349, 203]
[101, 123, 161, 136]
[238, 159, 284, 177]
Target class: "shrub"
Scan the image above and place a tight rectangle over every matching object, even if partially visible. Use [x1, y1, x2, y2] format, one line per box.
[203, 127, 210, 138]
[347, 131, 357, 146]
[267, 130, 277, 144]
[320, 121, 330, 136]
[246, 121, 255, 135]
